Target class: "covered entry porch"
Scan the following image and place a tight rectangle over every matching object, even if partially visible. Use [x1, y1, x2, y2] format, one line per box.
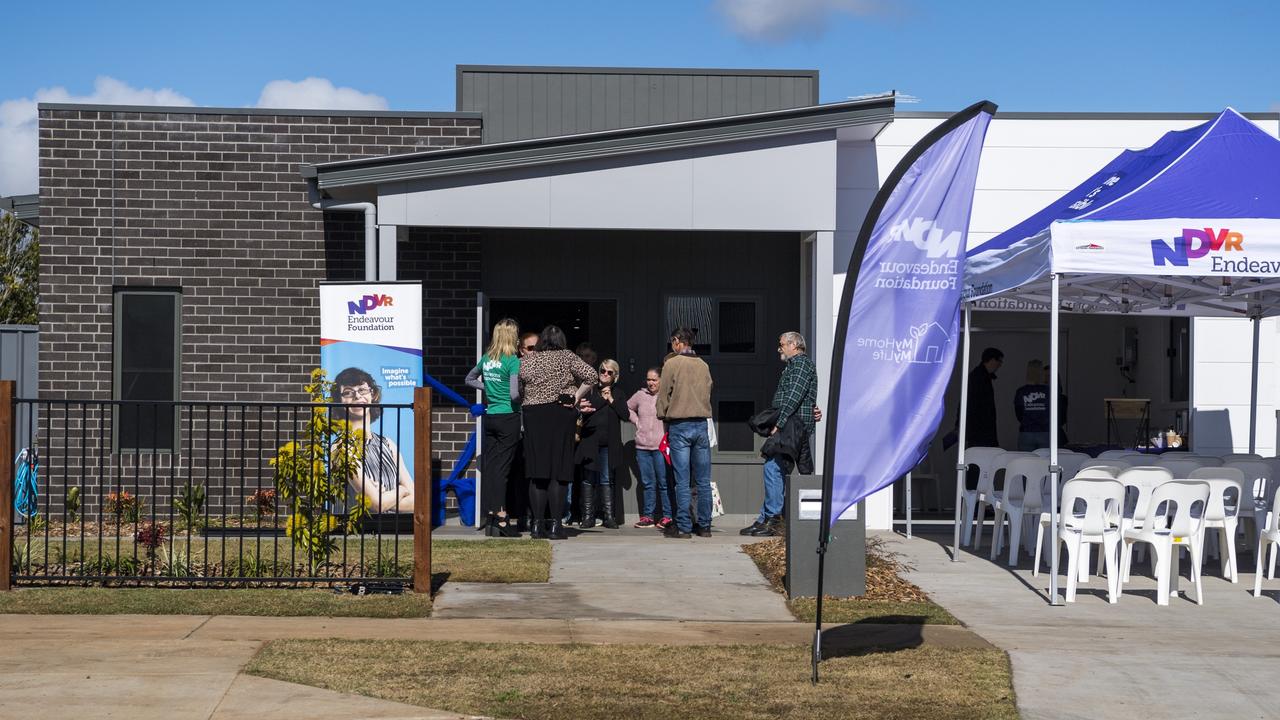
[306, 97, 896, 518]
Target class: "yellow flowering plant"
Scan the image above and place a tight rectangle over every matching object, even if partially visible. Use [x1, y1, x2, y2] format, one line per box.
[270, 369, 370, 573]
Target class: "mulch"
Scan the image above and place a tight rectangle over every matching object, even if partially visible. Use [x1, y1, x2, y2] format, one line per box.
[743, 535, 931, 603]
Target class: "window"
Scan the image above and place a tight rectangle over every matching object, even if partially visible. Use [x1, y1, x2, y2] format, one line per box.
[114, 289, 181, 452]
[716, 400, 756, 452]
[718, 301, 756, 354]
[665, 296, 760, 357]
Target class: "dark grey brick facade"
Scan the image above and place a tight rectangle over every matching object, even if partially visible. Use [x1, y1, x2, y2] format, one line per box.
[37, 106, 482, 509]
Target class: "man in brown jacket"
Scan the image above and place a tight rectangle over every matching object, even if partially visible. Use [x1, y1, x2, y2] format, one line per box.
[656, 328, 714, 538]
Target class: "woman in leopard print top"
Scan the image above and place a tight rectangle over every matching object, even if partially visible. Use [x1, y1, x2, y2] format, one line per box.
[519, 325, 597, 539]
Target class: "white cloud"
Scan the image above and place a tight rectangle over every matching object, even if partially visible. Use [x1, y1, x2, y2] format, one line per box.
[715, 0, 885, 42]
[0, 77, 194, 196]
[255, 78, 388, 111]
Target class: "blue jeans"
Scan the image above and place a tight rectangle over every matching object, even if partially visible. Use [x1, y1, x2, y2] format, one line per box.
[667, 419, 712, 532]
[636, 448, 671, 519]
[756, 457, 785, 523]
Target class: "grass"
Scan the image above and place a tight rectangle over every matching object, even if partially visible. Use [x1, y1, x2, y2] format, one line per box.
[0, 538, 551, 617]
[0, 587, 434, 617]
[247, 639, 1018, 720]
[743, 537, 960, 625]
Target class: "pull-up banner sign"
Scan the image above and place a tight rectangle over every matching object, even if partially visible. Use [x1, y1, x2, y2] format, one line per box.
[821, 101, 996, 528]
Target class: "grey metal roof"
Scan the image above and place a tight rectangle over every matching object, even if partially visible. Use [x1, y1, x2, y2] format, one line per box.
[0, 195, 38, 226]
[38, 103, 480, 120]
[459, 65, 819, 144]
[310, 94, 894, 190]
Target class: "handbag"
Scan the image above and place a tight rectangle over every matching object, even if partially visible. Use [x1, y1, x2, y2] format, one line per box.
[710, 481, 724, 518]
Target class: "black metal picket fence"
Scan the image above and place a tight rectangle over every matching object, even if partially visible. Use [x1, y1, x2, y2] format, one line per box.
[2, 387, 432, 588]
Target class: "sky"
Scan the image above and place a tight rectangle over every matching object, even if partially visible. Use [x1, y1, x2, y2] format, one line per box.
[2, 0, 1278, 195]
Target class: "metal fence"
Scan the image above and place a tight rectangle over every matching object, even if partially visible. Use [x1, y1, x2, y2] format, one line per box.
[3, 387, 432, 588]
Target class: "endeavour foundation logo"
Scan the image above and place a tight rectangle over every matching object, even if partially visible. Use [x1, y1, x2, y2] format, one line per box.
[856, 322, 951, 364]
[347, 293, 395, 315]
[1151, 227, 1243, 267]
[886, 218, 963, 259]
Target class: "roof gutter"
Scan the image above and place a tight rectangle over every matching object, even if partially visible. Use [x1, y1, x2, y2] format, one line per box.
[308, 183, 377, 281]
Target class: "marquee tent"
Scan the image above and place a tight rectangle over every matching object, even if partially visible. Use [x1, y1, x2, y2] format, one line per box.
[949, 108, 1280, 602]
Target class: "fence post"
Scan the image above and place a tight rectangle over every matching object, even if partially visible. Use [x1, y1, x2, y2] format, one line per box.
[412, 386, 432, 593]
[0, 381, 13, 591]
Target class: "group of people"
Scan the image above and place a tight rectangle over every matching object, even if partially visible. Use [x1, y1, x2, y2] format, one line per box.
[964, 347, 1068, 452]
[465, 320, 820, 540]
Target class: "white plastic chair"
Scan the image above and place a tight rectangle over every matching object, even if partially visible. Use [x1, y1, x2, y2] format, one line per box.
[1057, 451, 1089, 483]
[1225, 460, 1273, 541]
[957, 447, 1005, 547]
[971, 451, 1034, 549]
[1253, 485, 1280, 597]
[1118, 466, 1174, 580]
[1181, 454, 1223, 467]
[1154, 456, 1212, 480]
[990, 457, 1050, 566]
[1120, 480, 1210, 606]
[1221, 453, 1263, 463]
[1033, 465, 1121, 576]
[1098, 449, 1138, 460]
[1057, 478, 1125, 603]
[1189, 467, 1244, 582]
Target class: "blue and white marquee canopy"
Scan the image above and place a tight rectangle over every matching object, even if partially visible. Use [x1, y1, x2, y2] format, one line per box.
[964, 109, 1280, 317]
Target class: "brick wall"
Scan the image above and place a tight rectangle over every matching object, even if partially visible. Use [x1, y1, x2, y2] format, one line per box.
[37, 106, 482, 508]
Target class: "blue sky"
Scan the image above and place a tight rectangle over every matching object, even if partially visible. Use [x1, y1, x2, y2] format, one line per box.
[2, 0, 1278, 194]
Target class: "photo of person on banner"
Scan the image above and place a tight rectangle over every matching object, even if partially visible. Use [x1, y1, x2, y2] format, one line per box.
[331, 366, 414, 513]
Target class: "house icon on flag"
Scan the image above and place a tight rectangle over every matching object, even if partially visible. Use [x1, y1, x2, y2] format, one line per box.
[908, 322, 949, 364]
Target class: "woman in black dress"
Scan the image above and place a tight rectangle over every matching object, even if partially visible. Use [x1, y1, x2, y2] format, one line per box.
[518, 325, 598, 539]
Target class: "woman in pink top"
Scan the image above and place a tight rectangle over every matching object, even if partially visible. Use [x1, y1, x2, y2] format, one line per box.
[627, 366, 672, 529]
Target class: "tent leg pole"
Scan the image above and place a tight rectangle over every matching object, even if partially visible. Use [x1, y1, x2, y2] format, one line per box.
[952, 303, 972, 561]
[1250, 316, 1260, 455]
[905, 472, 913, 539]
[1049, 274, 1062, 606]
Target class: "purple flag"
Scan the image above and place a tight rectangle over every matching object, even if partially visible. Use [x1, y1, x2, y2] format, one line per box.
[821, 101, 995, 528]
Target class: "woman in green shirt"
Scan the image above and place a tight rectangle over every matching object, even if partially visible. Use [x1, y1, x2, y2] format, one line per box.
[465, 318, 523, 535]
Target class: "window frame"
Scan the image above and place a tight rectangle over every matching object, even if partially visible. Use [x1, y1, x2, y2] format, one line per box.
[112, 287, 182, 454]
[661, 293, 764, 363]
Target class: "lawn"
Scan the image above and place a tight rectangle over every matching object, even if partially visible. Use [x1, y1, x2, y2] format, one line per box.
[0, 538, 551, 616]
[247, 639, 1018, 720]
[743, 536, 960, 625]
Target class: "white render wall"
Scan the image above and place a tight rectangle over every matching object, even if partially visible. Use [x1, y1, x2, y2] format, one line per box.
[854, 113, 1280, 529]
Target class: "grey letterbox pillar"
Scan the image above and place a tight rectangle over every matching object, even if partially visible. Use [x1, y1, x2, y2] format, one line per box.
[785, 474, 866, 598]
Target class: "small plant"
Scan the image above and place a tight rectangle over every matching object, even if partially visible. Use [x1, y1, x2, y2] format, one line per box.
[11, 543, 29, 573]
[65, 486, 82, 523]
[271, 369, 368, 573]
[105, 490, 143, 524]
[135, 521, 169, 563]
[226, 551, 272, 579]
[114, 555, 142, 576]
[27, 515, 47, 533]
[160, 547, 192, 578]
[173, 483, 206, 531]
[245, 488, 277, 521]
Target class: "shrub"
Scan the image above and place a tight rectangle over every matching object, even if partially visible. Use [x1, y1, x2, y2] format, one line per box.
[65, 486, 82, 523]
[105, 490, 143, 524]
[173, 483, 206, 531]
[245, 488, 277, 520]
[270, 369, 368, 573]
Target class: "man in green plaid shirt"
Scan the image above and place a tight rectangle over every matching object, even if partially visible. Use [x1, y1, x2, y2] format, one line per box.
[741, 331, 818, 537]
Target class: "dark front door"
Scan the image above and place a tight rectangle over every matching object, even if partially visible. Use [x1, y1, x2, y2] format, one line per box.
[487, 299, 618, 362]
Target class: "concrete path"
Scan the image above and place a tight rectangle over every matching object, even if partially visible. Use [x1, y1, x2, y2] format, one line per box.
[886, 530, 1280, 720]
[433, 520, 796, 621]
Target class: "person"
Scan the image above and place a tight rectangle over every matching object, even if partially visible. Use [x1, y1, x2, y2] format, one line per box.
[519, 325, 598, 539]
[628, 366, 672, 529]
[575, 358, 631, 529]
[465, 318, 523, 536]
[331, 367, 414, 514]
[655, 327, 714, 539]
[1043, 363, 1069, 445]
[741, 331, 818, 537]
[564, 342, 600, 524]
[518, 332, 539, 358]
[1013, 359, 1050, 452]
[966, 347, 1003, 447]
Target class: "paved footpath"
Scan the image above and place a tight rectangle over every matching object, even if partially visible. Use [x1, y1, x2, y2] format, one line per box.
[0, 525, 988, 719]
[888, 530, 1280, 720]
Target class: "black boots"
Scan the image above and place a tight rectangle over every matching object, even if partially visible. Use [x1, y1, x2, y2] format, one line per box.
[600, 485, 618, 529]
[530, 519, 548, 539]
[580, 484, 597, 529]
[548, 519, 568, 540]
